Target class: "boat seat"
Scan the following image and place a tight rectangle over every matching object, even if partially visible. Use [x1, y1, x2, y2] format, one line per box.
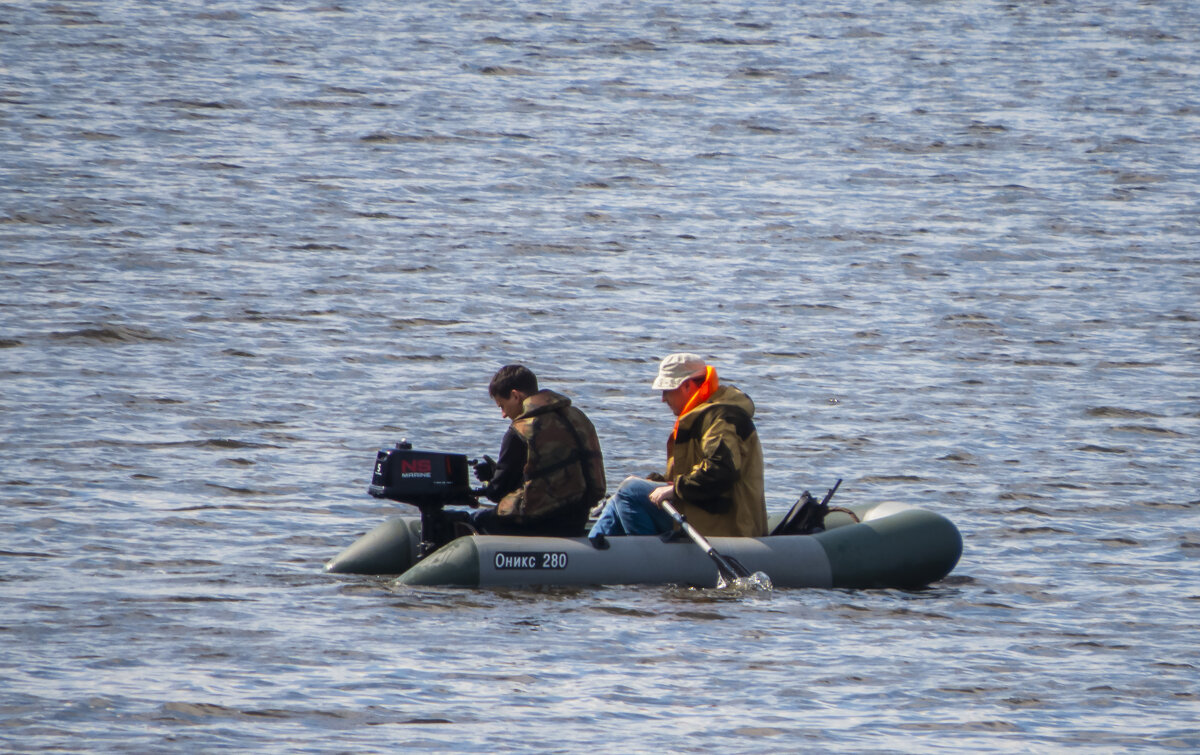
[453, 519, 481, 538]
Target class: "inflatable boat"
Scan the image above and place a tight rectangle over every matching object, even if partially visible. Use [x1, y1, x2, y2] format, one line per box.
[325, 499, 962, 589]
[325, 442, 962, 589]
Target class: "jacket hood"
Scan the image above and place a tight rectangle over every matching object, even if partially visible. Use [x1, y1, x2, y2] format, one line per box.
[686, 384, 754, 419]
[517, 389, 572, 418]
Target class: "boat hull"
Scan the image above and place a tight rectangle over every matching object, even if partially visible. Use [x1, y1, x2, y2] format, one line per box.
[325, 501, 962, 589]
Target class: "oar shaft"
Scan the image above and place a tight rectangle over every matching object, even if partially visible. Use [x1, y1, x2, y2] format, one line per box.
[660, 500, 711, 547]
[660, 501, 747, 582]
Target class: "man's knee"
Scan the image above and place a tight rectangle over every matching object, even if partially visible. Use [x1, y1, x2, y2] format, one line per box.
[617, 476, 659, 500]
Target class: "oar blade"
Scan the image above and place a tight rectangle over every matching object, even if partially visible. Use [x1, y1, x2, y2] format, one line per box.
[723, 554, 753, 579]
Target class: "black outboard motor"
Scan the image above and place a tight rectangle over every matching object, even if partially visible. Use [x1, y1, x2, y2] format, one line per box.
[368, 441, 479, 558]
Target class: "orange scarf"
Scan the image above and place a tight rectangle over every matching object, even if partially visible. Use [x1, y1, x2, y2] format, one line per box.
[671, 366, 718, 442]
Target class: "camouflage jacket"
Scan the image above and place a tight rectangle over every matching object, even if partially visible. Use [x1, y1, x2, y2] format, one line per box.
[497, 390, 606, 521]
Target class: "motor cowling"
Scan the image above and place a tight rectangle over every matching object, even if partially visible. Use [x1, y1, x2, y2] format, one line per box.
[367, 441, 473, 507]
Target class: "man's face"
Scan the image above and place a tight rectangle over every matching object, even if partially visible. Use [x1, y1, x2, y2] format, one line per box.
[662, 378, 701, 417]
[494, 390, 526, 420]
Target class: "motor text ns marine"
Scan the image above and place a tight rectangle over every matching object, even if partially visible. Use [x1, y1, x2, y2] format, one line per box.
[367, 440, 476, 508]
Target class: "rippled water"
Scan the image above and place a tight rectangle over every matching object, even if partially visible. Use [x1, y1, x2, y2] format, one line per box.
[3, 0, 1199, 751]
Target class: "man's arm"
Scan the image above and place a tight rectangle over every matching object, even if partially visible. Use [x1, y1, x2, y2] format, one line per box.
[482, 426, 526, 503]
[673, 411, 747, 513]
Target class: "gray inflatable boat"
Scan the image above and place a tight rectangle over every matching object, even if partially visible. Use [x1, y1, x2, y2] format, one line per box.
[325, 500, 962, 589]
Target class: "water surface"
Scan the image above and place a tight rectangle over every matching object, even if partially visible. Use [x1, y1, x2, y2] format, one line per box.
[2, 0, 1198, 751]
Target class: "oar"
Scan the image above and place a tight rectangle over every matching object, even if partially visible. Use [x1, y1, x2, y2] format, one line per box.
[659, 500, 754, 586]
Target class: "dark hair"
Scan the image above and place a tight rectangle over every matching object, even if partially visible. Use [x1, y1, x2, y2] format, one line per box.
[489, 364, 538, 398]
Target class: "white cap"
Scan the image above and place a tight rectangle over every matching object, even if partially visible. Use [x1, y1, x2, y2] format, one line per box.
[652, 353, 707, 390]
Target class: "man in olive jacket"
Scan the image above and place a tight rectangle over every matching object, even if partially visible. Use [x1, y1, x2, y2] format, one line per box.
[589, 353, 767, 538]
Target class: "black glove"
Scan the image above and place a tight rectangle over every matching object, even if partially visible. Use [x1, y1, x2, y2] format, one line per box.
[473, 455, 497, 482]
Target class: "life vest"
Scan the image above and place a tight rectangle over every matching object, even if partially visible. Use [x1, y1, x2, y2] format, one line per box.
[497, 390, 606, 521]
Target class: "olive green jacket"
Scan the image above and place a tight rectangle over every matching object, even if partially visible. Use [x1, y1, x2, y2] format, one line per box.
[666, 384, 767, 537]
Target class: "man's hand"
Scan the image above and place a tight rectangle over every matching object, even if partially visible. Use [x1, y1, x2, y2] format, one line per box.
[473, 455, 497, 482]
[648, 484, 675, 508]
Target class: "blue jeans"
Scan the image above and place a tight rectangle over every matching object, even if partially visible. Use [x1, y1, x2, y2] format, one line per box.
[588, 477, 676, 537]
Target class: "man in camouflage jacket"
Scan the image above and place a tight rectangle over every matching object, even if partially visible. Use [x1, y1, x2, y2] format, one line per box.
[472, 364, 606, 537]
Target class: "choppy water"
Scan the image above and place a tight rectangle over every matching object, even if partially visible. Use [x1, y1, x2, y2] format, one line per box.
[2, 0, 1199, 751]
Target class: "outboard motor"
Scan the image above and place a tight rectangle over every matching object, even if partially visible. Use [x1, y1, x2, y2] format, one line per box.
[368, 441, 479, 558]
